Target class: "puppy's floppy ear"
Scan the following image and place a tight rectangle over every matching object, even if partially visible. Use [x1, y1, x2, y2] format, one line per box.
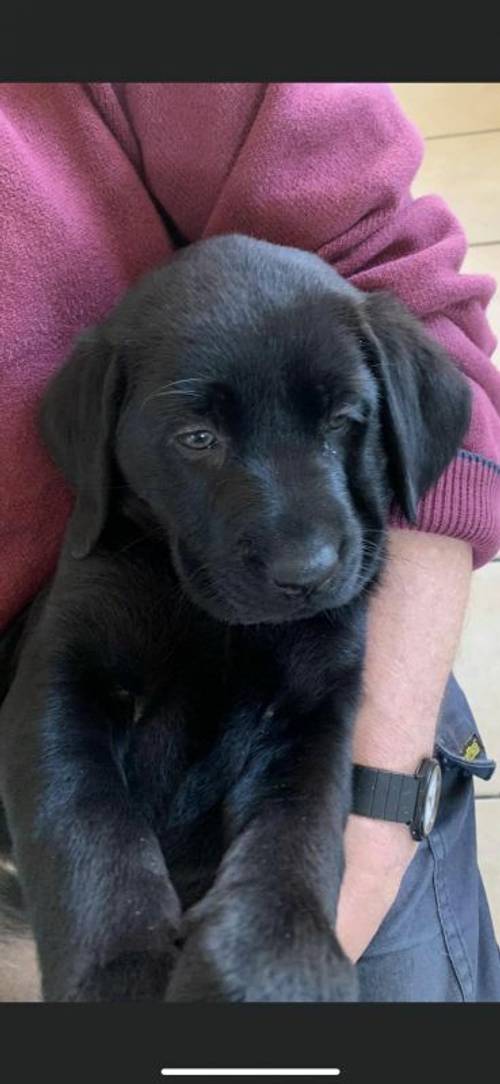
[40, 330, 124, 559]
[359, 292, 471, 523]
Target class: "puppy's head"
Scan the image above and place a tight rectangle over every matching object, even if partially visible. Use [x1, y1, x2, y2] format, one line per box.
[40, 235, 470, 625]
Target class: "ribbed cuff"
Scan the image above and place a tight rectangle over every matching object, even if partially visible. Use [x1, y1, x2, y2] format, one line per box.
[389, 450, 500, 568]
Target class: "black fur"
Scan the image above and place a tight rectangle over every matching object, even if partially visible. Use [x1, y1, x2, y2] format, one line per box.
[0, 235, 470, 1002]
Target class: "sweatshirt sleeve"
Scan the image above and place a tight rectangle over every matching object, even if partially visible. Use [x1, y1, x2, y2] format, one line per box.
[121, 81, 500, 566]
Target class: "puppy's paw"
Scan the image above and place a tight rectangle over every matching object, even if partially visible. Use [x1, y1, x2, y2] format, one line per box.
[165, 889, 357, 1003]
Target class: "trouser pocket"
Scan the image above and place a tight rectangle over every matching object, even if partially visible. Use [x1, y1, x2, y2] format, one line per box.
[435, 674, 496, 781]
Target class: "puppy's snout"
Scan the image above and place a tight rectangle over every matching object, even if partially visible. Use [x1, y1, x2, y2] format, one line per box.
[269, 540, 339, 596]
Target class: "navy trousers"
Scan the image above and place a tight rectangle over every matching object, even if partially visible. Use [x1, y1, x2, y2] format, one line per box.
[357, 676, 500, 1001]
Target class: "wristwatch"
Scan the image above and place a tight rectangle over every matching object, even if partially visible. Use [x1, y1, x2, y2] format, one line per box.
[351, 758, 442, 841]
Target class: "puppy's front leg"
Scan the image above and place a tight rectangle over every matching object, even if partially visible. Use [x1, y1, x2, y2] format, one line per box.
[0, 646, 181, 1002]
[166, 681, 359, 1003]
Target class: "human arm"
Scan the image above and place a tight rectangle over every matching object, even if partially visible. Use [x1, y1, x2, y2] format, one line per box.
[336, 530, 472, 961]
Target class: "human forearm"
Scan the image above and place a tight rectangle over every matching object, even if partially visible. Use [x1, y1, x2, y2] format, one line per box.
[353, 529, 472, 771]
[336, 529, 472, 962]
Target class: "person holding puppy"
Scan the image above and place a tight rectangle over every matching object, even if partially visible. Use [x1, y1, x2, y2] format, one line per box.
[0, 82, 499, 1001]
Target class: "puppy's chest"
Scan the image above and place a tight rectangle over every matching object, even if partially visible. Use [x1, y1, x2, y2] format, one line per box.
[125, 631, 280, 737]
[109, 605, 364, 849]
[117, 617, 339, 767]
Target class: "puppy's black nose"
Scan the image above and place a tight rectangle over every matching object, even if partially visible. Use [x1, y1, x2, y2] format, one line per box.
[270, 542, 338, 595]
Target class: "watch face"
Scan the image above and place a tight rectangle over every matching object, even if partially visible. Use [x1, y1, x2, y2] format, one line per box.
[421, 761, 442, 837]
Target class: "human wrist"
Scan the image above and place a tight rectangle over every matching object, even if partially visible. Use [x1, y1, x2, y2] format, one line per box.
[351, 698, 436, 774]
[345, 812, 417, 879]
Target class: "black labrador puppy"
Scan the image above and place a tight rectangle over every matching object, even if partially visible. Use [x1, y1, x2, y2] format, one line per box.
[0, 235, 470, 1002]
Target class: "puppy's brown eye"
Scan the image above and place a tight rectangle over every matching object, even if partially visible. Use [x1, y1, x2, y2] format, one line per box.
[326, 413, 350, 433]
[176, 430, 218, 451]
[326, 406, 364, 433]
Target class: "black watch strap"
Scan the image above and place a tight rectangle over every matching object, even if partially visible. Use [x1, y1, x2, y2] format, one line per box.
[352, 764, 420, 826]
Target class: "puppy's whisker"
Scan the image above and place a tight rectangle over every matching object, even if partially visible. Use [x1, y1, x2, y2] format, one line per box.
[140, 379, 206, 410]
[155, 389, 201, 398]
[117, 524, 167, 555]
[320, 609, 337, 629]
[184, 563, 217, 588]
